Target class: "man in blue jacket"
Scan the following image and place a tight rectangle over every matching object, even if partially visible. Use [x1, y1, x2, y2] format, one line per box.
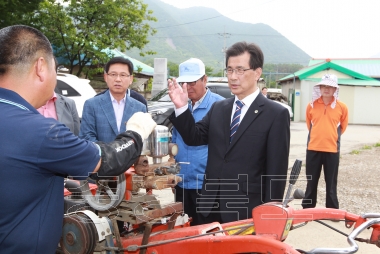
[79, 57, 147, 234]
[79, 57, 146, 143]
[172, 58, 224, 225]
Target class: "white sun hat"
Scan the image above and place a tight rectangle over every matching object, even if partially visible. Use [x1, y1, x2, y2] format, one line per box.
[311, 74, 339, 109]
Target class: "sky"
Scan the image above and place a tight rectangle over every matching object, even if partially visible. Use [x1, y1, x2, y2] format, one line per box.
[159, 0, 380, 59]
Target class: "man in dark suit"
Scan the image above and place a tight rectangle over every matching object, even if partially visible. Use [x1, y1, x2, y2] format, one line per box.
[38, 93, 80, 135]
[55, 94, 80, 135]
[168, 41, 290, 224]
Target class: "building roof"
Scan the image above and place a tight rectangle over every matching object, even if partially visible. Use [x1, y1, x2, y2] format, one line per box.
[278, 60, 380, 87]
[302, 78, 380, 86]
[309, 58, 380, 78]
[107, 49, 154, 76]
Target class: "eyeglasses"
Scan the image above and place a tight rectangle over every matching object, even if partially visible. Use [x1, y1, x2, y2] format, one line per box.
[107, 72, 131, 79]
[179, 76, 204, 86]
[224, 68, 253, 75]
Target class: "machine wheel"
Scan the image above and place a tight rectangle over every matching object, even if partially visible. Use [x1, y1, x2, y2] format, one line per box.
[60, 213, 98, 254]
[80, 174, 126, 211]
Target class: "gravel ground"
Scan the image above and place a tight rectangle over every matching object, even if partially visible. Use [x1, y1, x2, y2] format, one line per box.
[292, 144, 380, 215]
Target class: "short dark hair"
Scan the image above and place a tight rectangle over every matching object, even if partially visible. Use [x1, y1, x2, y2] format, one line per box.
[225, 41, 264, 70]
[262, 87, 267, 91]
[0, 25, 53, 76]
[104, 57, 134, 75]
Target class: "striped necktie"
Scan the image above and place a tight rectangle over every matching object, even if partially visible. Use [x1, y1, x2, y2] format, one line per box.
[230, 100, 244, 142]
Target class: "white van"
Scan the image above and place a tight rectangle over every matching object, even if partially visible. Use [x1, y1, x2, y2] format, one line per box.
[56, 73, 97, 119]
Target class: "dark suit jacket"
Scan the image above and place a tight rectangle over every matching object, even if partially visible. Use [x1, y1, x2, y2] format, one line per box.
[130, 90, 148, 110]
[170, 93, 290, 222]
[55, 94, 80, 136]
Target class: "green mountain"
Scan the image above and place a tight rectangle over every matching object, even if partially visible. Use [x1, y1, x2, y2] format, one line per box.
[126, 0, 310, 72]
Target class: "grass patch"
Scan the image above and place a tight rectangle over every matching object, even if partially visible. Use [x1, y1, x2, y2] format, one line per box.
[374, 143, 380, 147]
[362, 145, 372, 150]
[350, 150, 360, 155]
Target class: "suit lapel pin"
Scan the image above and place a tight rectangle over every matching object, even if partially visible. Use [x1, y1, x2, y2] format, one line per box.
[255, 110, 258, 113]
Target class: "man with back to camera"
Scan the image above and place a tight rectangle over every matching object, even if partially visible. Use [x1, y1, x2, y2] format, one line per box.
[168, 41, 290, 224]
[302, 74, 348, 210]
[79, 56, 147, 143]
[172, 58, 224, 225]
[0, 25, 156, 253]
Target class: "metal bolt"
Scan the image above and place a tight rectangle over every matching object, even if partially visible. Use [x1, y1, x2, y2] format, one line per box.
[66, 231, 76, 246]
[101, 231, 105, 236]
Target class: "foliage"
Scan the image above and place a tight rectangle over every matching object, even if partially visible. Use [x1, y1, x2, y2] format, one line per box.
[25, 0, 156, 77]
[0, 0, 43, 28]
[374, 143, 380, 147]
[350, 150, 360, 155]
[205, 66, 214, 76]
[362, 145, 372, 150]
[146, 77, 153, 91]
[263, 63, 305, 88]
[167, 61, 179, 77]
[212, 70, 224, 77]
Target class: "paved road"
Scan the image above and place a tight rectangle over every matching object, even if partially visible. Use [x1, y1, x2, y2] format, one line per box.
[152, 122, 380, 253]
[285, 122, 380, 253]
[288, 122, 380, 167]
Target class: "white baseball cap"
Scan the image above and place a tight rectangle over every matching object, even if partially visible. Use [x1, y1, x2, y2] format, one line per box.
[176, 58, 205, 83]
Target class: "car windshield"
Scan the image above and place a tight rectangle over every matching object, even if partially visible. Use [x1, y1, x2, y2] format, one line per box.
[150, 88, 171, 102]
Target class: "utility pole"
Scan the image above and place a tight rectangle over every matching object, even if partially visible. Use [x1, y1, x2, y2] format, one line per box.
[218, 27, 230, 77]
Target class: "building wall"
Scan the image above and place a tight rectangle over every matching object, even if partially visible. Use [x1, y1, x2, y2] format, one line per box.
[299, 81, 380, 125]
[280, 79, 301, 105]
[338, 85, 354, 124]
[348, 86, 380, 124]
[282, 70, 380, 125]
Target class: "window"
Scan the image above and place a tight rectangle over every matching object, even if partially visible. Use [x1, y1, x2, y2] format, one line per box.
[55, 80, 81, 97]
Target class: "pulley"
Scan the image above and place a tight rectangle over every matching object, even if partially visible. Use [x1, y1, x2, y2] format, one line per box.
[79, 173, 126, 211]
[60, 213, 98, 254]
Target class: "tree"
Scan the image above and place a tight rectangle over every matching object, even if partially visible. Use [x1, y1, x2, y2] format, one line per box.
[167, 61, 179, 77]
[0, 0, 43, 28]
[212, 70, 224, 77]
[25, 0, 156, 77]
[205, 66, 214, 76]
[263, 63, 305, 88]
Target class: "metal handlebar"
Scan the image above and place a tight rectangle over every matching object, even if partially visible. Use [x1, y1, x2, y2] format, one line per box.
[307, 216, 380, 254]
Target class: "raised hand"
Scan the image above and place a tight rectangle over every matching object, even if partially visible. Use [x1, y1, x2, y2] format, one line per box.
[167, 78, 189, 109]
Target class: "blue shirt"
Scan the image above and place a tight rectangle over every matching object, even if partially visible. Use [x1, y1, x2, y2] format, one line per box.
[0, 88, 100, 253]
[172, 90, 224, 189]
